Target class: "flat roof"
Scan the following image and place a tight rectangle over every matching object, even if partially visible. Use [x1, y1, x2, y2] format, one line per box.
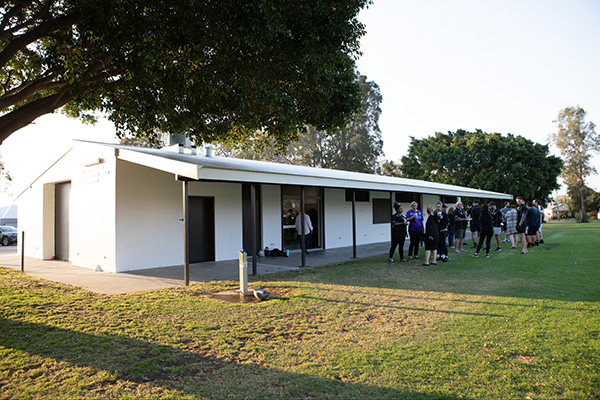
[77, 140, 511, 199]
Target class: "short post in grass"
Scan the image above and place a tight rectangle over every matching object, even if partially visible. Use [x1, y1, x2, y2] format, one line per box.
[20, 231, 25, 272]
[239, 250, 248, 296]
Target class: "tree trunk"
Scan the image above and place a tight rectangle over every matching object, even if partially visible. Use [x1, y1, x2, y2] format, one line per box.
[580, 188, 588, 222]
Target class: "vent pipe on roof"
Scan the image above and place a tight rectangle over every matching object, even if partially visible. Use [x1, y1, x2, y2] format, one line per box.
[205, 145, 213, 157]
[178, 143, 184, 154]
[191, 145, 197, 155]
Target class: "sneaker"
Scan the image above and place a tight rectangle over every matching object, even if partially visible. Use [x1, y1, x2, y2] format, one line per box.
[462, 249, 468, 253]
[535, 241, 539, 246]
[539, 239, 545, 244]
[442, 257, 449, 262]
[450, 246, 455, 249]
[472, 253, 479, 257]
[400, 259, 407, 262]
[485, 254, 490, 258]
[518, 251, 527, 255]
[389, 258, 394, 263]
[455, 250, 462, 254]
[496, 247, 502, 251]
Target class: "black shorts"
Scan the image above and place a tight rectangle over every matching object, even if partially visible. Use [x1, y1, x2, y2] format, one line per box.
[425, 236, 437, 251]
[470, 224, 480, 233]
[526, 226, 538, 236]
[517, 225, 525, 234]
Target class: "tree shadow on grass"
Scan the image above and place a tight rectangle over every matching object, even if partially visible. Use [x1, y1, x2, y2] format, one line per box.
[0, 317, 464, 400]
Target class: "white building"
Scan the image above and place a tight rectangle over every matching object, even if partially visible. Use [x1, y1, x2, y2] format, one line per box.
[16, 140, 511, 273]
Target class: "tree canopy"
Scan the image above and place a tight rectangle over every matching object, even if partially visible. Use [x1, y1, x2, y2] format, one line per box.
[0, 0, 370, 145]
[217, 73, 384, 174]
[551, 106, 599, 222]
[399, 129, 563, 201]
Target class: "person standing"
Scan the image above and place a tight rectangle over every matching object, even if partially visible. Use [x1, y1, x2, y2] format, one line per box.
[516, 196, 528, 254]
[505, 204, 519, 249]
[453, 201, 469, 253]
[295, 209, 313, 254]
[489, 201, 502, 251]
[447, 206, 456, 249]
[389, 203, 408, 263]
[468, 200, 481, 248]
[472, 204, 494, 258]
[525, 201, 540, 248]
[406, 201, 424, 260]
[423, 207, 440, 266]
[533, 199, 545, 245]
[500, 201, 511, 243]
[437, 202, 450, 262]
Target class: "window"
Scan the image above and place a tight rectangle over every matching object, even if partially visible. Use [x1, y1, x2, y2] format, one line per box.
[372, 198, 391, 224]
[345, 189, 370, 202]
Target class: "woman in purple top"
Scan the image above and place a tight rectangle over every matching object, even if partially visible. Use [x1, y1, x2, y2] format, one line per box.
[405, 201, 424, 259]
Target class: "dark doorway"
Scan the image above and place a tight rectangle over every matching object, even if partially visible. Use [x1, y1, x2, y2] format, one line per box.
[55, 181, 71, 261]
[189, 196, 215, 262]
[242, 184, 262, 254]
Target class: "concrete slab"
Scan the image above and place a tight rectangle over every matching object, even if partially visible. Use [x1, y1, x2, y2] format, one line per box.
[0, 240, 429, 295]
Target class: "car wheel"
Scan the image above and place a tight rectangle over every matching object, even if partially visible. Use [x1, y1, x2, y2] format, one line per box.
[1, 237, 8, 246]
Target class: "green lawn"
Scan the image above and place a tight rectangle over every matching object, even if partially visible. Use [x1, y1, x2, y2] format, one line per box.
[1, 221, 599, 399]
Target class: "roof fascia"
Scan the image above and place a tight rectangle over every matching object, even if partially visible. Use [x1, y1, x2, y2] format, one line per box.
[116, 148, 202, 180]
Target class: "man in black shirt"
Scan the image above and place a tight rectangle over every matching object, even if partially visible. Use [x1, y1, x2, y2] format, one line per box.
[453, 201, 469, 253]
[389, 203, 408, 263]
[468, 200, 481, 248]
[516, 196, 528, 254]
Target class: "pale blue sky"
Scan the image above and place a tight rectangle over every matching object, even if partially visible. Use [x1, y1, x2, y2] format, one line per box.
[2, 0, 600, 203]
[355, 0, 600, 191]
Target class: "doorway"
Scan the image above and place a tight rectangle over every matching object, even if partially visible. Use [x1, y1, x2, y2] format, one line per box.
[189, 196, 215, 262]
[282, 186, 322, 251]
[55, 181, 71, 261]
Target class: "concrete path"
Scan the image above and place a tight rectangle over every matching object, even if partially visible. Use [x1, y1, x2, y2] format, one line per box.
[0, 242, 394, 295]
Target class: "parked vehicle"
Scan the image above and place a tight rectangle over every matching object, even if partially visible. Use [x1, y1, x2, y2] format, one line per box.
[0, 225, 17, 246]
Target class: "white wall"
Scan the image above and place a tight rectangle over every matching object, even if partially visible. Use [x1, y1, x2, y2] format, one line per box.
[17, 146, 117, 268]
[69, 151, 117, 272]
[115, 160, 243, 272]
[324, 188, 390, 249]
[261, 184, 282, 250]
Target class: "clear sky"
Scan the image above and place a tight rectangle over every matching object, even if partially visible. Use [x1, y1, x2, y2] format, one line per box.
[1, 0, 600, 205]
[355, 0, 600, 191]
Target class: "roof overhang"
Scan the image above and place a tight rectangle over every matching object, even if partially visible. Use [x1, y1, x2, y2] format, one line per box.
[77, 140, 512, 200]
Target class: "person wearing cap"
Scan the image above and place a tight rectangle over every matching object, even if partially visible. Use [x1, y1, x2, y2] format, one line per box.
[437, 202, 450, 262]
[389, 203, 408, 263]
[489, 201, 503, 251]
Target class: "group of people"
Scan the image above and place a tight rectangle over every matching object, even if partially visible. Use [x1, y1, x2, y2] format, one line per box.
[389, 197, 545, 264]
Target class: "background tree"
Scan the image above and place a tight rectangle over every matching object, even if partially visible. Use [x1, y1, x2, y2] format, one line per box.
[399, 129, 562, 201]
[0, 0, 369, 145]
[288, 74, 384, 173]
[217, 73, 384, 174]
[551, 106, 600, 222]
[380, 160, 402, 177]
[566, 186, 600, 221]
[0, 152, 11, 197]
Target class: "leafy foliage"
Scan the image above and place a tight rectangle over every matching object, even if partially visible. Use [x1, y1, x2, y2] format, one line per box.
[216, 73, 384, 174]
[399, 129, 562, 201]
[551, 106, 599, 222]
[0, 0, 370, 145]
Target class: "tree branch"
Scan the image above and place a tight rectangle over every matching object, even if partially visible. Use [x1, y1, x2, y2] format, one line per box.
[0, 87, 74, 144]
[0, 12, 83, 69]
[0, 0, 53, 40]
[0, 73, 59, 111]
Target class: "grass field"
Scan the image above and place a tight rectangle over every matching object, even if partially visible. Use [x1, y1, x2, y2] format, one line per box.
[1, 221, 599, 399]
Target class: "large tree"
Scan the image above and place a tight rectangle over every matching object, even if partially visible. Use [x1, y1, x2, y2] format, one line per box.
[217, 73, 384, 174]
[0, 0, 369, 145]
[288, 74, 383, 173]
[399, 129, 562, 201]
[551, 106, 599, 222]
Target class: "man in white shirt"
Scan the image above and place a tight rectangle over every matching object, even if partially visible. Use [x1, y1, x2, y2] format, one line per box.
[295, 210, 313, 254]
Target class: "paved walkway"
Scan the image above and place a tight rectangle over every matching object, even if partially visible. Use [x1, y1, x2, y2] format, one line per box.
[0, 242, 393, 295]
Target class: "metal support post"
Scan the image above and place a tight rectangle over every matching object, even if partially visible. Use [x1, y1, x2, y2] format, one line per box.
[182, 181, 190, 286]
[239, 250, 248, 296]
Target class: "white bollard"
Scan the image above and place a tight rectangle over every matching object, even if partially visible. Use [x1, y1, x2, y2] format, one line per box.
[239, 250, 248, 296]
